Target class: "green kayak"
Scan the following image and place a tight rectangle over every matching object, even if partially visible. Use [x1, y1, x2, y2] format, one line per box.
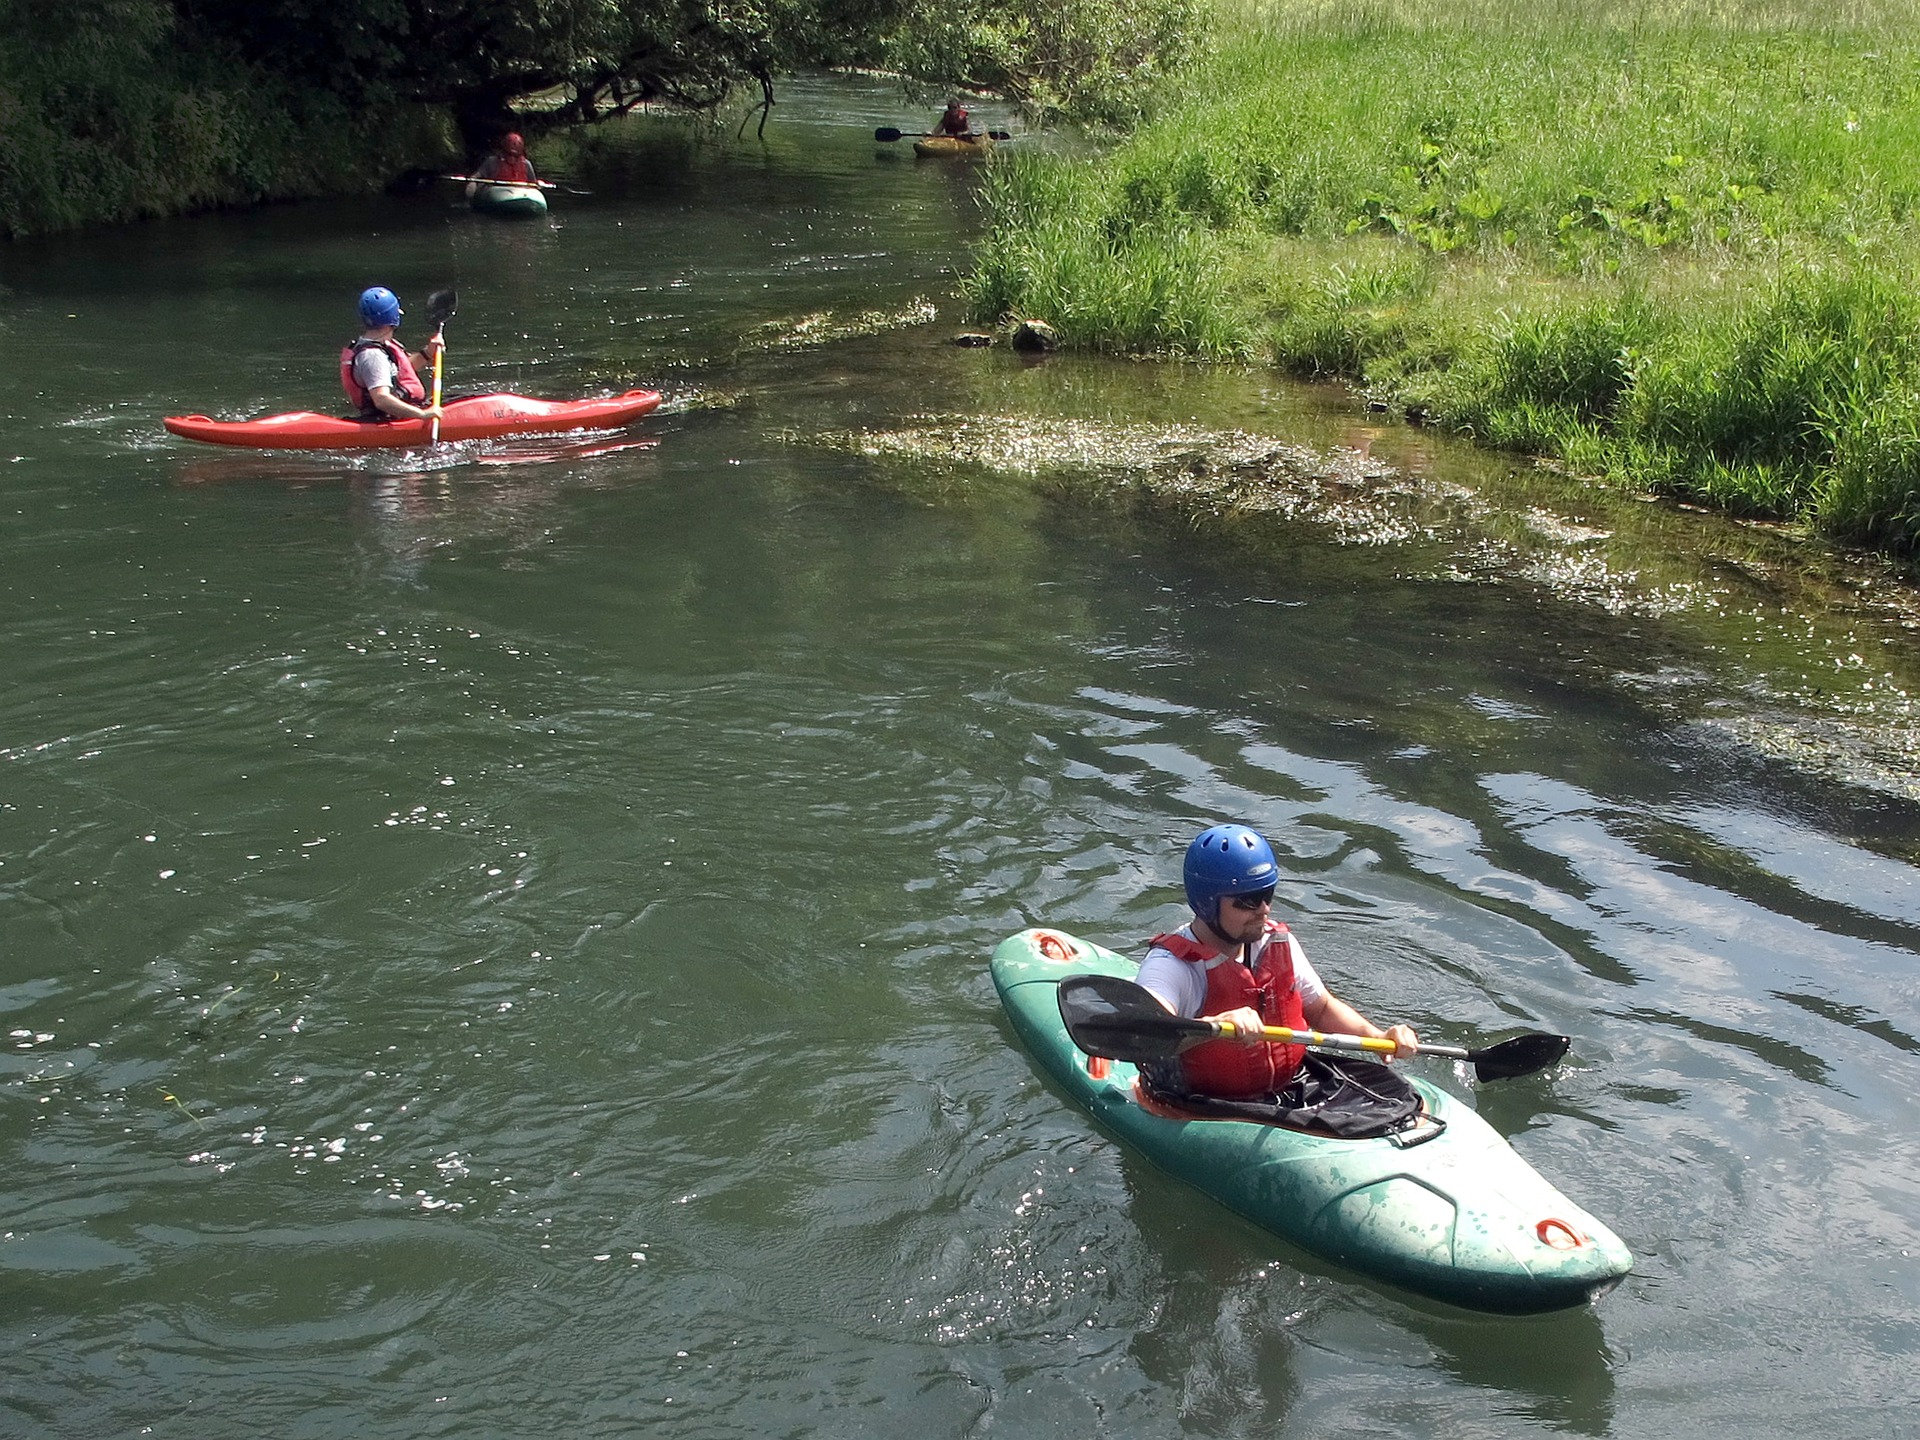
[991, 927, 1633, 1315]
[469, 182, 548, 218]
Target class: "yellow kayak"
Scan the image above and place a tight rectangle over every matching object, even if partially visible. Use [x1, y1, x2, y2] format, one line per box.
[912, 134, 994, 158]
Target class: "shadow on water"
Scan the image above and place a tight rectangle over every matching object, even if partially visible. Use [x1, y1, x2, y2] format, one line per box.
[167, 428, 667, 587]
[1115, 1149, 1618, 1436]
[169, 432, 661, 488]
[1416, 1306, 1618, 1435]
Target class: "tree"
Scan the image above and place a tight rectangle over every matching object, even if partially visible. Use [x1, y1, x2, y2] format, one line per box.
[2, 0, 1204, 234]
[172, 0, 1199, 147]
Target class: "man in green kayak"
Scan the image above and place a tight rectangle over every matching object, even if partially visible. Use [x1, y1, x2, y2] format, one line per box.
[465, 132, 539, 195]
[340, 286, 444, 423]
[1135, 824, 1421, 1129]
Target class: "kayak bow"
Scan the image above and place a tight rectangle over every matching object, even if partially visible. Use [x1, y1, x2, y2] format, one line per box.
[991, 927, 1633, 1315]
[912, 134, 995, 158]
[164, 389, 662, 451]
[469, 182, 548, 217]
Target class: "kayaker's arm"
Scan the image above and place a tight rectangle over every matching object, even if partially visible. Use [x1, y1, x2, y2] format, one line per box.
[1306, 992, 1420, 1059]
[368, 382, 442, 422]
[1209, 1000, 1418, 1059]
[366, 335, 445, 420]
[1135, 950, 1204, 1019]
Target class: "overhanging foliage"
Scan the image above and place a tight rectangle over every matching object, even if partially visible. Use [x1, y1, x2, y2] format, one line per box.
[0, 0, 1202, 235]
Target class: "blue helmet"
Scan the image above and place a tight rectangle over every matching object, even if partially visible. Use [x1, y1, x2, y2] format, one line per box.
[1183, 824, 1278, 928]
[358, 286, 403, 328]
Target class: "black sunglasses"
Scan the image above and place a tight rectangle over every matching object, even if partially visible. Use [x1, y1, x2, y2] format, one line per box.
[1225, 888, 1276, 912]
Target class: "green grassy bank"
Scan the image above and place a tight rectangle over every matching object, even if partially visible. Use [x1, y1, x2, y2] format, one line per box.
[965, 0, 1920, 556]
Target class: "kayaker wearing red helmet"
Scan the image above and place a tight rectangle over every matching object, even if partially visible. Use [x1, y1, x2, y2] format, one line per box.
[340, 287, 443, 423]
[1135, 824, 1421, 1130]
[467, 131, 538, 192]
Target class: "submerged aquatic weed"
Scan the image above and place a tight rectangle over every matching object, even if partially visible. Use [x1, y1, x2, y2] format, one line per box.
[744, 300, 941, 352]
[162, 1089, 207, 1129]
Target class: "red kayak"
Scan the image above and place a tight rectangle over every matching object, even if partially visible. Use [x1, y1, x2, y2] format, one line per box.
[164, 389, 663, 450]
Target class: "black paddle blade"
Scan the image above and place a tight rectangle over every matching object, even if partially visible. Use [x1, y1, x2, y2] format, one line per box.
[1057, 973, 1213, 1063]
[1468, 1032, 1571, 1082]
[874, 127, 904, 142]
[426, 288, 458, 328]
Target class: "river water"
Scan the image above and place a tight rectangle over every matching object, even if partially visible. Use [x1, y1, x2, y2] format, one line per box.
[3, 75, 1916, 1439]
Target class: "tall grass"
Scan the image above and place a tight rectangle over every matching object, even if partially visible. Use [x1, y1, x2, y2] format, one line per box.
[965, 0, 1920, 553]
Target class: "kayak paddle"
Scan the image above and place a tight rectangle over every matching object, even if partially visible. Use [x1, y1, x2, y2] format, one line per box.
[425, 288, 456, 443]
[1056, 973, 1571, 1083]
[442, 174, 592, 195]
[874, 127, 1013, 142]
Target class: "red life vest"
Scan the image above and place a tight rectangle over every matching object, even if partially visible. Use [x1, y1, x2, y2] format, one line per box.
[483, 154, 534, 184]
[339, 338, 426, 415]
[1149, 923, 1309, 1097]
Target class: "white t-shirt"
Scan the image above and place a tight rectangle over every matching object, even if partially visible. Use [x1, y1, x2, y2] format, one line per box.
[1136, 923, 1327, 1019]
[351, 343, 402, 398]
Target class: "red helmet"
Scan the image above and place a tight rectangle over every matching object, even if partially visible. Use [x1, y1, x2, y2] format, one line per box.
[502, 133, 525, 155]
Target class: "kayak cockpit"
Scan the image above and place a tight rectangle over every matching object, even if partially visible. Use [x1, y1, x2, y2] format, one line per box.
[1132, 1078, 1450, 1147]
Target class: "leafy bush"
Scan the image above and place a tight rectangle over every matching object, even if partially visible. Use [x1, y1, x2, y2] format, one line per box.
[0, 0, 431, 236]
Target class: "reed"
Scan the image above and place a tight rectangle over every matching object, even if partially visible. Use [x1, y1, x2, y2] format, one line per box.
[965, 0, 1920, 552]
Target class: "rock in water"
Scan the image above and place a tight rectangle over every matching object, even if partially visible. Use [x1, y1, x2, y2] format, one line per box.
[1009, 319, 1061, 352]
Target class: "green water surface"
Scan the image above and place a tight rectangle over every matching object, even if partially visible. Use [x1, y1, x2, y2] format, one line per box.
[2, 74, 1915, 1440]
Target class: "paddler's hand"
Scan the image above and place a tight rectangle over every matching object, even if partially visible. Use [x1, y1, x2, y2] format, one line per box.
[421, 401, 444, 422]
[1379, 1023, 1419, 1060]
[421, 333, 445, 362]
[1219, 1006, 1267, 1042]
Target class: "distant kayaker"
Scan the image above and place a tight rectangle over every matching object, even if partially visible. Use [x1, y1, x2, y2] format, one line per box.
[1135, 824, 1422, 1129]
[341, 287, 443, 423]
[465, 132, 538, 197]
[934, 98, 973, 138]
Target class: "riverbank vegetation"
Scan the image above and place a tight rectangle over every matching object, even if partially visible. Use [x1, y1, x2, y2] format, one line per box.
[965, 0, 1920, 557]
[1, 0, 1198, 239]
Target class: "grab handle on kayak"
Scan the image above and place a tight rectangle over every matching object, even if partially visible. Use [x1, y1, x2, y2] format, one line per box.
[1036, 931, 1079, 962]
[1388, 1113, 1447, 1148]
[1536, 1218, 1587, 1249]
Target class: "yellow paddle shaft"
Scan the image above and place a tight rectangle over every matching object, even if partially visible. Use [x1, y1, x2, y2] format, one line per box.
[430, 334, 445, 443]
[1217, 1018, 1400, 1055]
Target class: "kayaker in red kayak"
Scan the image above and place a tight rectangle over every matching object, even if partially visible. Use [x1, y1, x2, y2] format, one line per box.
[934, 98, 974, 138]
[465, 132, 538, 196]
[341, 287, 443, 423]
[1135, 824, 1421, 1128]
